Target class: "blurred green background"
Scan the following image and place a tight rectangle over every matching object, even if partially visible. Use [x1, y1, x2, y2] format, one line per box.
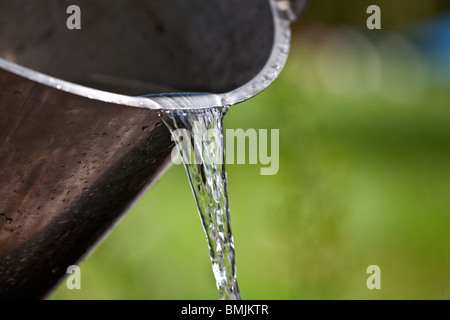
[52, 1, 450, 300]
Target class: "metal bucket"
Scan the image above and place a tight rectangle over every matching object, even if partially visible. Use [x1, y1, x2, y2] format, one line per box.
[0, 0, 307, 299]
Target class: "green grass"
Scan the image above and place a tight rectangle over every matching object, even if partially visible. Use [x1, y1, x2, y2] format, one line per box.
[51, 39, 450, 300]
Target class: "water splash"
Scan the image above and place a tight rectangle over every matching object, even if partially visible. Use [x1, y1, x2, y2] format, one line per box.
[162, 107, 241, 300]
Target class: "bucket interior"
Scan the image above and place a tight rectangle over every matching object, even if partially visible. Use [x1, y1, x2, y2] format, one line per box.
[0, 0, 274, 96]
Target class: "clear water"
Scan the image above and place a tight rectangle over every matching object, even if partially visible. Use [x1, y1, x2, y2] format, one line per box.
[161, 107, 241, 300]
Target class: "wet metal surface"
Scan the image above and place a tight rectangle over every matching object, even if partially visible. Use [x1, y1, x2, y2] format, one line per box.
[0, 0, 304, 299]
[0, 69, 174, 299]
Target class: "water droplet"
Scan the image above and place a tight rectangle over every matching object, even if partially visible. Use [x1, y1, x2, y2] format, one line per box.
[271, 63, 282, 71]
[280, 43, 290, 54]
[0, 213, 13, 224]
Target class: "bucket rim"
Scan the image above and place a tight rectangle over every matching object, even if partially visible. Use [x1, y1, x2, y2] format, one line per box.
[0, 0, 299, 110]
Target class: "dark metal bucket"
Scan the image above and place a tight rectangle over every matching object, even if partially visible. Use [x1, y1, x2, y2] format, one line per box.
[0, 0, 306, 299]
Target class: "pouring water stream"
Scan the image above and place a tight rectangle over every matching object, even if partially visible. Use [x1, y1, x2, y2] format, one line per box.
[161, 107, 240, 300]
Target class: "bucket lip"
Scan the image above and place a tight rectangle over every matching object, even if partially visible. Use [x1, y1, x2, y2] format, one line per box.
[0, 0, 295, 110]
